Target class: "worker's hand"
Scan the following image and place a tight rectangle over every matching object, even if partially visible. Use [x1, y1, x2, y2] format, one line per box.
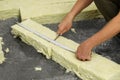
[57, 14, 73, 35]
[76, 41, 93, 61]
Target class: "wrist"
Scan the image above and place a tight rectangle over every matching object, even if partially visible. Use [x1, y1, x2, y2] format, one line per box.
[82, 40, 95, 50]
[67, 12, 76, 20]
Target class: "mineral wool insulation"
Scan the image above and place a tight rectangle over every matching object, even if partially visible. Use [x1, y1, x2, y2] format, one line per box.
[11, 19, 120, 80]
[0, 37, 5, 64]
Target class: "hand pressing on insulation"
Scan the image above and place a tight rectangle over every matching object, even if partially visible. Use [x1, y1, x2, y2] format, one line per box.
[76, 12, 120, 61]
[76, 41, 92, 61]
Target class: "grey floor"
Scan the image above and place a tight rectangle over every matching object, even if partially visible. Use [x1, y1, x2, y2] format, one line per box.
[0, 18, 119, 80]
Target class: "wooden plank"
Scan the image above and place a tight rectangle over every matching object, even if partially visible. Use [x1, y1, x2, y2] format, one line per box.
[11, 19, 120, 80]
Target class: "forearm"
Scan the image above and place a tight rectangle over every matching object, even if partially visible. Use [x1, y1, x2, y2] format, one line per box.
[68, 0, 93, 20]
[85, 12, 120, 48]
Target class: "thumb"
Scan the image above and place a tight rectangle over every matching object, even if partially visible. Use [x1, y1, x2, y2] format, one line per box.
[57, 28, 63, 35]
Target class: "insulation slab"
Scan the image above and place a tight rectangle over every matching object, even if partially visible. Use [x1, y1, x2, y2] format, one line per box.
[11, 19, 120, 80]
[0, 37, 5, 64]
[0, 0, 102, 24]
[0, 9, 20, 20]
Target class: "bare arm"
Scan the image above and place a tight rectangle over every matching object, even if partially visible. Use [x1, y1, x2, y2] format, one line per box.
[85, 12, 120, 48]
[57, 0, 93, 35]
[69, 0, 93, 20]
[76, 12, 120, 61]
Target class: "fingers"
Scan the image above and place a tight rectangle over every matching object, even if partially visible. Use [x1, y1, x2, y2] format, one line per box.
[76, 50, 91, 61]
[57, 28, 64, 35]
[76, 54, 91, 61]
[77, 56, 91, 61]
[76, 43, 92, 61]
[57, 25, 69, 35]
[57, 29, 67, 35]
[57, 20, 72, 35]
